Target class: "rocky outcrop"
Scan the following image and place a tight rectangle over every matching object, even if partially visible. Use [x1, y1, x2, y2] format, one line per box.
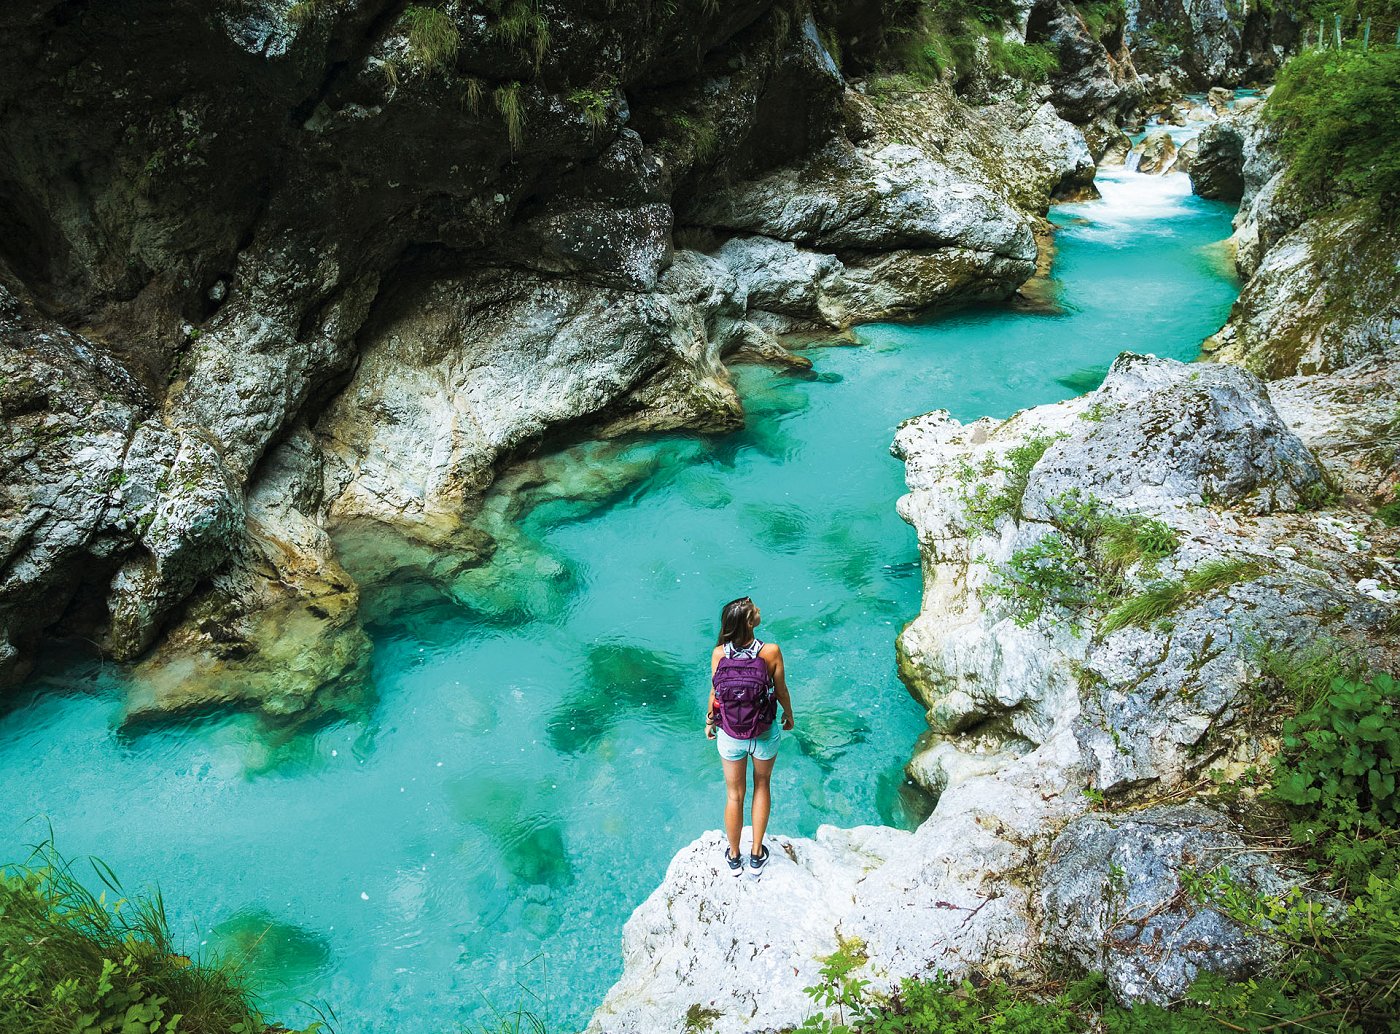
[688, 143, 1038, 332]
[1041, 804, 1294, 1004]
[1127, 130, 1177, 174]
[1, 0, 1084, 709]
[1195, 94, 1400, 380]
[1028, 0, 1142, 130]
[1125, 0, 1299, 90]
[591, 354, 1398, 1032]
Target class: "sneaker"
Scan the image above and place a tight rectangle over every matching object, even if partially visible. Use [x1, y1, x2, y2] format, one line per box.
[724, 847, 745, 877]
[749, 844, 769, 878]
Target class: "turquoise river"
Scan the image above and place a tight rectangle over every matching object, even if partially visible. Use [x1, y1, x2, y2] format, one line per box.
[0, 158, 1239, 1031]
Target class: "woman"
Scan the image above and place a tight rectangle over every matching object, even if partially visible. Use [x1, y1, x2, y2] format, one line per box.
[706, 596, 794, 878]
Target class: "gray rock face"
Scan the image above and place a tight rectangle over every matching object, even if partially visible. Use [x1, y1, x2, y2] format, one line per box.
[319, 257, 744, 526]
[1022, 354, 1326, 517]
[1209, 205, 1400, 379]
[896, 353, 1394, 796]
[691, 143, 1036, 259]
[1125, 0, 1298, 87]
[1029, 0, 1143, 126]
[0, 286, 245, 684]
[1040, 804, 1293, 1003]
[683, 89, 1095, 333]
[1200, 92, 1400, 379]
[1190, 119, 1246, 200]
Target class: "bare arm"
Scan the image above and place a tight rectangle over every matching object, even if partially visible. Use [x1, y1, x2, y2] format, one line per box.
[764, 643, 794, 730]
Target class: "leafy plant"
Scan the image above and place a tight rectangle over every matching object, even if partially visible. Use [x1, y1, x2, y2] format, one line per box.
[1270, 672, 1400, 890]
[957, 433, 1063, 532]
[983, 490, 1183, 630]
[567, 84, 613, 137]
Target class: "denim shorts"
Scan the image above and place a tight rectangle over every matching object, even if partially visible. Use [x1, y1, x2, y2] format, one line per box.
[716, 723, 781, 762]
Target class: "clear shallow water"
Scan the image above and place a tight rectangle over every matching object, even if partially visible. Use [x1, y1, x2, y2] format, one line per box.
[0, 163, 1237, 1033]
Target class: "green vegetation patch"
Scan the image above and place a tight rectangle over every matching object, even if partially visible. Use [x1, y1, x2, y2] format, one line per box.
[872, 0, 1061, 93]
[404, 5, 460, 71]
[1266, 44, 1400, 209]
[983, 490, 1183, 630]
[957, 433, 1064, 532]
[0, 843, 314, 1034]
[1099, 558, 1264, 635]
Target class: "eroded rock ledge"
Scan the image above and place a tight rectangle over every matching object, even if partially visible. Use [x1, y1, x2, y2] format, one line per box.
[589, 354, 1399, 1034]
[1, 0, 1108, 718]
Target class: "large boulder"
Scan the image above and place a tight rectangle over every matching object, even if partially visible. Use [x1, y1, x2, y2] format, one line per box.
[1190, 119, 1247, 200]
[687, 141, 1038, 331]
[1028, 0, 1143, 126]
[1040, 804, 1295, 1003]
[1128, 130, 1177, 174]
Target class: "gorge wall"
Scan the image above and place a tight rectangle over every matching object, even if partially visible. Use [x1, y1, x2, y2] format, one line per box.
[0, 0, 1170, 715]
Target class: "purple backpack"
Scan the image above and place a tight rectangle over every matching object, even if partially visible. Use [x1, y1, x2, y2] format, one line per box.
[713, 639, 776, 739]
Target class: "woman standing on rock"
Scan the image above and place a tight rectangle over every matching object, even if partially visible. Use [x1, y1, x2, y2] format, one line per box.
[706, 596, 795, 878]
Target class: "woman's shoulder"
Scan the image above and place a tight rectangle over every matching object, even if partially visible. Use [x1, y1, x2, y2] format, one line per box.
[758, 640, 781, 656]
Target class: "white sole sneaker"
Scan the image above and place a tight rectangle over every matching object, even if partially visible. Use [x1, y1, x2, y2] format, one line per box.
[724, 848, 745, 877]
[749, 847, 769, 879]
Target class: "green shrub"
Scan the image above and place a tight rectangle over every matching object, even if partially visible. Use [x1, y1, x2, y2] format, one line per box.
[1376, 499, 1400, 526]
[490, 0, 550, 72]
[1265, 45, 1400, 209]
[986, 37, 1059, 83]
[567, 85, 613, 136]
[1253, 636, 1366, 714]
[986, 532, 1099, 626]
[0, 842, 307, 1034]
[668, 114, 720, 166]
[1074, 0, 1126, 39]
[983, 490, 1184, 630]
[957, 434, 1063, 531]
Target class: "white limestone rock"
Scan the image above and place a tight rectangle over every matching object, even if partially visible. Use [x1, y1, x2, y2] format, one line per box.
[318, 255, 744, 526]
[592, 353, 1398, 1034]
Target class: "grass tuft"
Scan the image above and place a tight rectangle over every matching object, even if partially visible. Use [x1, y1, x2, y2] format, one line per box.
[404, 5, 460, 72]
[495, 82, 527, 151]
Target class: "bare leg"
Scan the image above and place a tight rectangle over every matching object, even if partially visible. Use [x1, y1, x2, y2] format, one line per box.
[750, 755, 775, 856]
[722, 757, 748, 857]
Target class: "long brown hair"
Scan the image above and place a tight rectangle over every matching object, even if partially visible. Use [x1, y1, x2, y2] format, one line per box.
[716, 596, 758, 647]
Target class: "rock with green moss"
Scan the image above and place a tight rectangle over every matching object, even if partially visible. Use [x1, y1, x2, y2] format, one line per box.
[1041, 803, 1297, 1003]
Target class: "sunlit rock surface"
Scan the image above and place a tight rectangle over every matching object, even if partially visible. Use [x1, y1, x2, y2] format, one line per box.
[1041, 803, 1294, 1003]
